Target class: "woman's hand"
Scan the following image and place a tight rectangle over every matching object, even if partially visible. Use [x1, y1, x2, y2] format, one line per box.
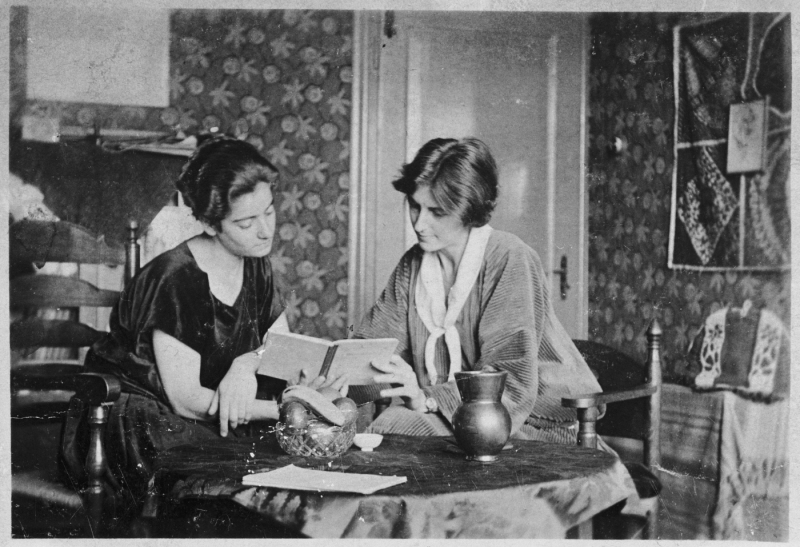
[208, 351, 260, 437]
[372, 355, 426, 412]
[289, 369, 349, 398]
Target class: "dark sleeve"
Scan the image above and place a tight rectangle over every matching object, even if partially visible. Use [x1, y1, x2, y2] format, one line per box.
[255, 256, 286, 340]
[85, 251, 212, 401]
[122, 260, 210, 358]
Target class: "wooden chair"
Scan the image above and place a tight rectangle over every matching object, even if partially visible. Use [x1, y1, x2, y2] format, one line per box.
[562, 319, 663, 539]
[10, 219, 139, 538]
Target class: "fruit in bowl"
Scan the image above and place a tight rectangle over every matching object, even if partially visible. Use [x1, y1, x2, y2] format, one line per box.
[333, 397, 358, 426]
[276, 385, 358, 457]
[279, 401, 311, 432]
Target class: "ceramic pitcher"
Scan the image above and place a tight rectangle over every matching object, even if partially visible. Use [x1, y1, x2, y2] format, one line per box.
[452, 370, 511, 462]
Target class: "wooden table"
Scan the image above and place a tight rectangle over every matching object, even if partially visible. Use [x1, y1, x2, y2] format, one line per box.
[154, 433, 633, 539]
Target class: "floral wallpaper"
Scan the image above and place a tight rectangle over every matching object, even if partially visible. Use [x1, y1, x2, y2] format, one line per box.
[587, 13, 791, 383]
[11, 9, 791, 360]
[10, 8, 354, 340]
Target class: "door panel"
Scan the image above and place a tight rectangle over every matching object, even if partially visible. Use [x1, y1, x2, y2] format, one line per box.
[408, 20, 551, 257]
[351, 12, 588, 337]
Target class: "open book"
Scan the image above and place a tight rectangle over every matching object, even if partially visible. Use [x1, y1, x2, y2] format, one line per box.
[256, 331, 399, 385]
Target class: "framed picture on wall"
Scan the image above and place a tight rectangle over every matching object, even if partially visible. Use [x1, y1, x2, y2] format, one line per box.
[726, 98, 768, 174]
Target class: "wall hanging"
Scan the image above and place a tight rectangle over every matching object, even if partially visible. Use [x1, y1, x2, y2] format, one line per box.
[668, 13, 790, 271]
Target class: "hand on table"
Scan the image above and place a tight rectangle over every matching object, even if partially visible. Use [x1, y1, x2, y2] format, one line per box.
[371, 355, 426, 412]
[208, 351, 260, 437]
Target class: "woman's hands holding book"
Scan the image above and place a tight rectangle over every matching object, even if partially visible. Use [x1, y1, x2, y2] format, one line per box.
[372, 356, 427, 412]
[209, 351, 350, 437]
[290, 369, 349, 398]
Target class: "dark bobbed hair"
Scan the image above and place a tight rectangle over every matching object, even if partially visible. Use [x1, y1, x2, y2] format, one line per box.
[392, 137, 498, 228]
[176, 135, 279, 231]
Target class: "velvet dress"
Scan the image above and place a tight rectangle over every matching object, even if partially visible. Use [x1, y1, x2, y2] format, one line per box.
[61, 241, 285, 500]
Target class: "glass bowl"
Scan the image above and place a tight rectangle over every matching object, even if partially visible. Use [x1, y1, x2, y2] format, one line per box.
[275, 419, 357, 458]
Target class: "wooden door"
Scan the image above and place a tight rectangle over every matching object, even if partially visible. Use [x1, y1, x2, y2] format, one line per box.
[350, 11, 588, 337]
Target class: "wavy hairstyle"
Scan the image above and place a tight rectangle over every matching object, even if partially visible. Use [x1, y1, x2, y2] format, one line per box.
[392, 137, 498, 228]
[176, 135, 279, 231]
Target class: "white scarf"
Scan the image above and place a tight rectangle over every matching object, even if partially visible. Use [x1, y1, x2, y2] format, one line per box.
[415, 224, 493, 384]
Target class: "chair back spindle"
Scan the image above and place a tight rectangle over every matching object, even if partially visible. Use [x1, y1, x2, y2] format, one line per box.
[643, 319, 662, 539]
[85, 403, 110, 534]
[125, 220, 140, 286]
[644, 318, 662, 472]
[562, 319, 664, 539]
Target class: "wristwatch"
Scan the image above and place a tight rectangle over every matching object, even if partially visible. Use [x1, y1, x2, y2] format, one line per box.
[423, 396, 439, 414]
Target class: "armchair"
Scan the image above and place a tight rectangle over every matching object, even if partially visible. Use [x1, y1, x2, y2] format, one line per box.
[10, 219, 139, 537]
[562, 319, 663, 539]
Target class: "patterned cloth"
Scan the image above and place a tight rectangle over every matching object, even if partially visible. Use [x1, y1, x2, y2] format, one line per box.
[714, 390, 788, 540]
[687, 300, 789, 400]
[657, 384, 723, 538]
[640, 384, 788, 540]
[352, 230, 602, 442]
[669, 13, 790, 270]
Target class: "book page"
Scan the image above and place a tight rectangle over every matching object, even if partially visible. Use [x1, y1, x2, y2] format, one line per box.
[328, 338, 399, 385]
[241, 464, 407, 495]
[256, 331, 332, 381]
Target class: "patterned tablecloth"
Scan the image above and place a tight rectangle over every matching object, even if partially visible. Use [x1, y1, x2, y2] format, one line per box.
[155, 434, 634, 539]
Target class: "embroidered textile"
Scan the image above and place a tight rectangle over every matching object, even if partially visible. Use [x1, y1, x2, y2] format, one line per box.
[669, 13, 790, 270]
[687, 300, 789, 400]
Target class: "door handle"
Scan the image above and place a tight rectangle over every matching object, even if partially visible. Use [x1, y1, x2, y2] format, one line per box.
[553, 255, 570, 300]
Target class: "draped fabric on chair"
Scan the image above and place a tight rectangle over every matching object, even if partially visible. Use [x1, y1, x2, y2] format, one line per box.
[680, 301, 789, 540]
[686, 300, 790, 400]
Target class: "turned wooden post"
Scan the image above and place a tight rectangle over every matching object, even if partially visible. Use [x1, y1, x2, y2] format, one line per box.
[643, 318, 662, 472]
[125, 220, 140, 286]
[643, 318, 662, 540]
[576, 406, 601, 449]
[85, 403, 110, 535]
[74, 372, 120, 536]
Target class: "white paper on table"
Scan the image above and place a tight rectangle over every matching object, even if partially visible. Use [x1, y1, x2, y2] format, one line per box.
[241, 464, 407, 495]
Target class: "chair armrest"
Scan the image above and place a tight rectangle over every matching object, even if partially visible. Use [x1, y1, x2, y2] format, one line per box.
[562, 384, 657, 409]
[11, 364, 86, 391]
[72, 373, 121, 406]
[11, 367, 121, 405]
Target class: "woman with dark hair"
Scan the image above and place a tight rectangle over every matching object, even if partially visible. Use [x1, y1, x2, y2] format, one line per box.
[62, 136, 345, 499]
[355, 137, 601, 443]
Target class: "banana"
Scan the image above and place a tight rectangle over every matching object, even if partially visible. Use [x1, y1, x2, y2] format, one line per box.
[282, 385, 345, 426]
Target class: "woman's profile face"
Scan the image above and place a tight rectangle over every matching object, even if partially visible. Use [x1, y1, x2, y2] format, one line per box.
[408, 185, 469, 257]
[215, 181, 276, 258]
